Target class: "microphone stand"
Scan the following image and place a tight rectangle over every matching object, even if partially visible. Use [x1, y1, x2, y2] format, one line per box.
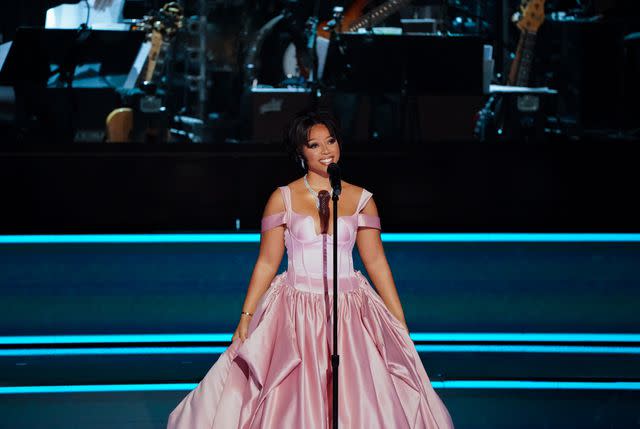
[302, 0, 321, 110]
[329, 165, 341, 429]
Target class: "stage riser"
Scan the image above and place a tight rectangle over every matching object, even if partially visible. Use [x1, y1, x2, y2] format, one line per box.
[2, 352, 639, 386]
[1, 390, 638, 429]
[1, 241, 638, 333]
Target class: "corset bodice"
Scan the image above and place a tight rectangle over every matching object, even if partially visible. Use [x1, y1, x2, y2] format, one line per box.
[261, 185, 381, 294]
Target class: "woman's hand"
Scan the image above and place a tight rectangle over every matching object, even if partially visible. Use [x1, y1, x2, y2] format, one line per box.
[231, 315, 252, 343]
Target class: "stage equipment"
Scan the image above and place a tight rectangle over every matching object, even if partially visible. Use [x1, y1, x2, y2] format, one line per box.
[535, 15, 632, 137]
[242, 12, 286, 88]
[324, 33, 483, 94]
[475, 0, 555, 142]
[327, 161, 341, 429]
[182, 0, 208, 122]
[323, 33, 485, 142]
[282, 0, 412, 82]
[106, 2, 184, 143]
[248, 87, 313, 143]
[0, 27, 145, 143]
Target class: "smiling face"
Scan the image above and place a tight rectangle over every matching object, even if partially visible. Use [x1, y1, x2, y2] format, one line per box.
[300, 124, 341, 175]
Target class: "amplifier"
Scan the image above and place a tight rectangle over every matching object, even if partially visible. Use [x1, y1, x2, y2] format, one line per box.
[250, 87, 312, 143]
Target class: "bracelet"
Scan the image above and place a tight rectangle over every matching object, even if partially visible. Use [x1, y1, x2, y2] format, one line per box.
[240, 311, 253, 317]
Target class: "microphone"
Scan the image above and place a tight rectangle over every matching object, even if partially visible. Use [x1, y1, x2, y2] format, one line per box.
[327, 163, 341, 196]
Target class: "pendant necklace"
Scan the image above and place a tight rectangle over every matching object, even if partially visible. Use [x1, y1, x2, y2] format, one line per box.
[303, 174, 333, 209]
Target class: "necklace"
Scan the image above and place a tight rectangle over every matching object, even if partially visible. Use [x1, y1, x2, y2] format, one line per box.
[304, 174, 332, 209]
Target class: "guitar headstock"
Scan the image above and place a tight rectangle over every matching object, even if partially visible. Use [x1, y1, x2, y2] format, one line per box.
[136, 1, 184, 42]
[516, 0, 546, 33]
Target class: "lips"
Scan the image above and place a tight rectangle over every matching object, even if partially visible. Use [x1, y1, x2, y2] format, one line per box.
[319, 158, 333, 165]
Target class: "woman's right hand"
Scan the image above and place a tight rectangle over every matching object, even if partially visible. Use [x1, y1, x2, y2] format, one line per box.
[231, 315, 252, 343]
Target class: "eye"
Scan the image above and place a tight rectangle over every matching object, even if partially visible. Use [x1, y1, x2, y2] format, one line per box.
[327, 138, 336, 144]
[308, 143, 319, 148]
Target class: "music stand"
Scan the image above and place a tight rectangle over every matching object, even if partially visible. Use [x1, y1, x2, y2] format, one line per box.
[0, 27, 145, 142]
[322, 33, 484, 142]
[323, 33, 484, 95]
[0, 27, 145, 85]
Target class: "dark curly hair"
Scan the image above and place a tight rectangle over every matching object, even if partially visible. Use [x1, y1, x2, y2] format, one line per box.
[283, 110, 342, 171]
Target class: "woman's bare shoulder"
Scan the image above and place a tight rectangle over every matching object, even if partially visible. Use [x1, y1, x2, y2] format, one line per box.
[339, 181, 365, 211]
[342, 180, 363, 196]
[286, 178, 303, 189]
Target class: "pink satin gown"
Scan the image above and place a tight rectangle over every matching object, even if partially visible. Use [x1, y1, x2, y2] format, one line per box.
[167, 185, 454, 428]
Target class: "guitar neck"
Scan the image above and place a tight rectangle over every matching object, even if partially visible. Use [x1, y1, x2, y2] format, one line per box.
[508, 30, 537, 87]
[144, 31, 164, 83]
[347, 0, 411, 32]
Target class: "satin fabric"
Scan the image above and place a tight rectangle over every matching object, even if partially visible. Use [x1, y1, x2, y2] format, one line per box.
[167, 186, 454, 428]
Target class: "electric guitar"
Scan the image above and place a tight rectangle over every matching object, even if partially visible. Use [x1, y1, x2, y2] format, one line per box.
[136, 1, 184, 86]
[474, 0, 546, 140]
[283, 0, 412, 80]
[106, 2, 183, 142]
[508, 0, 545, 86]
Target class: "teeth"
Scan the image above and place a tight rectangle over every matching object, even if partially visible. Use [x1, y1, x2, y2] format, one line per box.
[320, 158, 333, 164]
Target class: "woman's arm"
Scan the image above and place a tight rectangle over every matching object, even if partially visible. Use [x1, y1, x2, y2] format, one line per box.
[239, 189, 286, 315]
[355, 197, 409, 332]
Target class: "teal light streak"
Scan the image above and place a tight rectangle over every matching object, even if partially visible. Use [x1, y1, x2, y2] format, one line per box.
[2, 381, 640, 394]
[0, 234, 259, 244]
[2, 332, 639, 345]
[2, 345, 640, 357]
[413, 345, 640, 354]
[2, 233, 640, 244]
[409, 333, 640, 343]
[0, 334, 233, 345]
[0, 347, 229, 356]
[0, 384, 198, 394]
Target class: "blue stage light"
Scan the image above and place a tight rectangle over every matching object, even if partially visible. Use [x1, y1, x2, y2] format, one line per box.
[2, 233, 640, 244]
[2, 332, 639, 345]
[2, 381, 640, 394]
[2, 344, 639, 357]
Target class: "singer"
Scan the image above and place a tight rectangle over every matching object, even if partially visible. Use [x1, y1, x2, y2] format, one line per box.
[167, 110, 454, 428]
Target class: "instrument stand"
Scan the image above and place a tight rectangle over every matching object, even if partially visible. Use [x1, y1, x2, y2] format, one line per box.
[305, 15, 320, 109]
[310, 6, 344, 111]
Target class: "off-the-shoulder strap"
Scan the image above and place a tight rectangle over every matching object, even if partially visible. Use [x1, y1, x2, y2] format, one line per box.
[260, 186, 290, 232]
[356, 188, 373, 213]
[279, 185, 292, 213]
[356, 188, 381, 230]
[261, 211, 286, 232]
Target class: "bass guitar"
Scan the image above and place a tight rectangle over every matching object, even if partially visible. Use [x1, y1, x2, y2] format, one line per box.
[474, 0, 546, 141]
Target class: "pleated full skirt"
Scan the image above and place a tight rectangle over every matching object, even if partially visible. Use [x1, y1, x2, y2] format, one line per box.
[167, 271, 454, 429]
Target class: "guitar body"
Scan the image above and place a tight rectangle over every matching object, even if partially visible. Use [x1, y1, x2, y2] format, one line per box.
[105, 108, 134, 142]
[316, 0, 368, 39]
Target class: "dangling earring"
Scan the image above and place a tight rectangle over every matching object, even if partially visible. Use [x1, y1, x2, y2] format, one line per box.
[299, 156, 306, 170]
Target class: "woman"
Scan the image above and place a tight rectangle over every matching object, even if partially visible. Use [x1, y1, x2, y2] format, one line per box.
[167, 111, 454, 428]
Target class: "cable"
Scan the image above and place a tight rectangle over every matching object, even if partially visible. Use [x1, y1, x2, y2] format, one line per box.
[84, 0, 91, 28]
